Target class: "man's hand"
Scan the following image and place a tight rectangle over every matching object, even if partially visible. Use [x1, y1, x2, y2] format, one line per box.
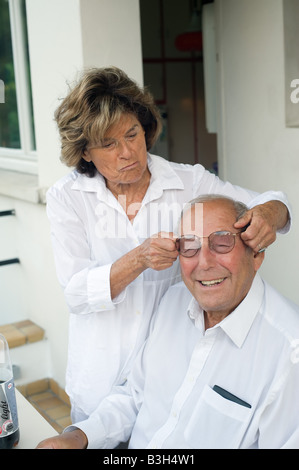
[36, 429, 88, 449]
[234, 201, 289, 253]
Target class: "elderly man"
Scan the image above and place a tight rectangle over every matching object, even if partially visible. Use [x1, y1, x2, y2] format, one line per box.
[37, 195, 299, 449]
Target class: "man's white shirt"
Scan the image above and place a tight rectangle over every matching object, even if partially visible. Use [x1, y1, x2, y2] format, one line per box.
[74, 273, 299, 449]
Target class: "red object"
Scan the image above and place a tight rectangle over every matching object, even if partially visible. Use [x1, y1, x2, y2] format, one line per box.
[175, 31, 202, 52]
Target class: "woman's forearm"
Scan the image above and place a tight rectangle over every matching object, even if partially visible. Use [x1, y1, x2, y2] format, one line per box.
[110, 245, 146, 300]
[110, 234, 178, 300]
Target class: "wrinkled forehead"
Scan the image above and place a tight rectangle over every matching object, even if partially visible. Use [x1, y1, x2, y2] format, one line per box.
[179, 200, 236, 237]
[180, 203, 204, 237]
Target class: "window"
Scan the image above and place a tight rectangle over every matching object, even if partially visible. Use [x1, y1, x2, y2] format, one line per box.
[0, 0, 36, 174]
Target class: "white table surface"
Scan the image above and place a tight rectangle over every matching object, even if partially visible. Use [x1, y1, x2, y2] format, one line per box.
[14, 389, 58, 449]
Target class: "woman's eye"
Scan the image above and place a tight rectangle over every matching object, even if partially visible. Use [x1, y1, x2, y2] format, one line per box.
[103, 141, 115, 149]
[127, 133, 137, 140]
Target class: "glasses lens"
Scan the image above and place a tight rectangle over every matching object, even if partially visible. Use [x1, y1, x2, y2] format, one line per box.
[209, 232, 235, 253]
[178, 236, 201, 257]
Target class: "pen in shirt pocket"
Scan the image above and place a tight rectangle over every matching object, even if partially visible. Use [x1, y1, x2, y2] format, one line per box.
[213, 385, 251, 408]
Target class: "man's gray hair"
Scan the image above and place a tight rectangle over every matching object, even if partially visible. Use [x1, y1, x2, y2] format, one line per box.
[181, 194, 248, 221]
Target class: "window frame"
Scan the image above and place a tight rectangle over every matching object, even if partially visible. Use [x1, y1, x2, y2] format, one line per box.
[0, 0, 37, 175]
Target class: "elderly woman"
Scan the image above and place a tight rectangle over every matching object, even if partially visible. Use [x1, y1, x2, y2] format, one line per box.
[47, 66, 289, 423]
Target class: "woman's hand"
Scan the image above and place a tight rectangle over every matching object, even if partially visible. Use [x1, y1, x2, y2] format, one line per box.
[110, 232, 178, 300]
[234, 201, 289, 253]
[139, 232, 179, 271]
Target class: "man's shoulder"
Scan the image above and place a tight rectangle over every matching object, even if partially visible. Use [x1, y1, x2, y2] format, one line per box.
[166, 280, 192, 297]
[150, 281, 193, 334]
[158, 281, 193, 315]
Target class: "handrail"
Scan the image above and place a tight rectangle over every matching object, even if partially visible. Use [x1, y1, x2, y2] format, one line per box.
[1, 210, 19, 266]
[0, 258, 20, 267]
[0, 210, 16, 217]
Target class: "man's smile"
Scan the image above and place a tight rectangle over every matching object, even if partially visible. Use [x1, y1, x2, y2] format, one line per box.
[198, 278, 226, 287]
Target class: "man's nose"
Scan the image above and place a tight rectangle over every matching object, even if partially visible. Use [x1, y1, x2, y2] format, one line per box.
[196, 241, 216, 269]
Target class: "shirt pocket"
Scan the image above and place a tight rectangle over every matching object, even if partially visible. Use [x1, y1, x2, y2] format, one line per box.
[184, 384, 251, 449]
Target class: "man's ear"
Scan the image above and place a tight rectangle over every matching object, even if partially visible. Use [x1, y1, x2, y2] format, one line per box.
[253, 250, 265, 272]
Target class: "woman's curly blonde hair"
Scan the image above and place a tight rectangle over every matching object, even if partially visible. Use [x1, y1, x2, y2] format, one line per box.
[54, 66, 162, 177]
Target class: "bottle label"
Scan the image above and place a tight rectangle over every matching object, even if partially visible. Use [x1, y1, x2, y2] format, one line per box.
[0, 380, 19, 437]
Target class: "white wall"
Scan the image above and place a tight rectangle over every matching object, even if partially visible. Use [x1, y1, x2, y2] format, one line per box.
[80, 0, 143, 85]
[0, 198, 27, 324]
[215, 0, 299, 304]
[0, 0, 143, 388]
[284, 0, 299, 127]
[26, 0, 84, 190]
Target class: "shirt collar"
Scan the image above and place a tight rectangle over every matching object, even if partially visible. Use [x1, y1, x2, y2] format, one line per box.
[70, 153, 184, 197]
[142, 154, 184, 204]
[187, 273, 265, 348]
[147, 154, 184, 190]
[71, 170, 106, 193]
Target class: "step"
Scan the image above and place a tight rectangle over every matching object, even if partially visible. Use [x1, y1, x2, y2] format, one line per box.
[1, 322, 71, 433]
[0, 320, 44, 348]
[0, 320, 49, 386]
[17, 378, 71, 434]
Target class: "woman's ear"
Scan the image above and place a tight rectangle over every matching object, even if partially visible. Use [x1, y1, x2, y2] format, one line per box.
[82, 149, 92, 163]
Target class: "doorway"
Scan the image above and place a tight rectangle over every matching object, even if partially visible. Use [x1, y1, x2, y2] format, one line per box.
[140, 0, 217, 173]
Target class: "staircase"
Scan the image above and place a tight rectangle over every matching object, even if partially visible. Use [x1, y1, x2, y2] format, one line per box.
[0, 319, 49, 383]
[18, 378, 71, 433]
[0, 320, 71, 433]
[0, 210, 71, 433]
[0, 319, 44, 348]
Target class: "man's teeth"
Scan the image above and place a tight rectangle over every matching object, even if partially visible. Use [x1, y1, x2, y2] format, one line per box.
[200, 278, 225, 286]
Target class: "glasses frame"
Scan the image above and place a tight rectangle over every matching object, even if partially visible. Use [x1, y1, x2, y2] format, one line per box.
[176, 228, 246, 258]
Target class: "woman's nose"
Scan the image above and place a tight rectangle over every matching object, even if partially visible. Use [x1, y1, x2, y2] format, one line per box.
[118, 139, 131, 158]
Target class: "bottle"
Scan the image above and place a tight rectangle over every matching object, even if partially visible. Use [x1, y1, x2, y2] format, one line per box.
[0, 333, 20, 449]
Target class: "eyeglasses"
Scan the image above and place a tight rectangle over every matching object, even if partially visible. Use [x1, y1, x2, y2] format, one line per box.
[175, 230, 245, 258]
